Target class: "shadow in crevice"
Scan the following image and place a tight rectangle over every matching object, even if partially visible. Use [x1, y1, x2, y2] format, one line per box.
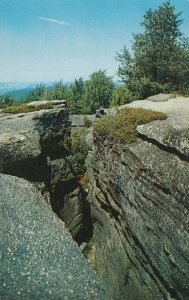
[51, 178, 93, 245]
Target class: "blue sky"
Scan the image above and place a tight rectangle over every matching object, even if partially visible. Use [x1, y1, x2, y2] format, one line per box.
[0, 0, 189, 82]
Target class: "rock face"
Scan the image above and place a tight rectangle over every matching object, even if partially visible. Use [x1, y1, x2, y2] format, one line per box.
[89, 97, 189, 300]
[0, 174, 107, 300]
[0, 100, 91, 241]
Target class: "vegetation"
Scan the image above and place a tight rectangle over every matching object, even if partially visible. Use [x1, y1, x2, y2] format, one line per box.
[3, 103, 53, 114]
[83, 116, 93, 128]
[60, 128, 89, 174]
[81, 70, 114, 114]
[116, 1, 189, 99]
[111, 85, 132, 107]
[20, 70, 114, 114]
[0, 95, 14, 108]
[2, 2, 189, 114]
[123, 260, 132, 277]
[69, 78, 85, 114]
[94, 108, 167, 144]
[25, 83, 47, 102]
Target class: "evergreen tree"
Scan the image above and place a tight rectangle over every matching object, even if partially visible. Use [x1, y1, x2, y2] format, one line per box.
[116, 1, 189, 96]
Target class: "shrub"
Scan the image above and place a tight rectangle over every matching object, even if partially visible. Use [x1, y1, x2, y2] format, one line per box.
[94, 107, 167, 144]
[83, 116, 93, 128]
[59, 128, 89, 175]
[3, 103, 53, 114]
[0, 96, 14, 108]
[111, 85, 132, 106]
[71, 129, 89, 174]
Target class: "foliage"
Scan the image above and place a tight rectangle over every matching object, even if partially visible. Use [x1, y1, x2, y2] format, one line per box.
[111, 85, 132, 106]
[0, 96, 14, 108]
[47, 81, 71, 101]
[69, 78, 85, 114]
[3, 103, 53, 114]
[59, 128, 89, 174]
[116, 1, 189, 98]
[94, 108, 167, 144]
[71, 129, 89, 174]
[21, 72, 114, 114]
[122, 260, 132, 277]
[81, 70, 115, 113]
[25, 83, 46, 102]
[83, 116, 93, 128]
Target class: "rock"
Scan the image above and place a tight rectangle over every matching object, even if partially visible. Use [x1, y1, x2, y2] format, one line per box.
[95, 108, 106, 118]
[147, 93, 174, 102]
[0, 174, 108, 300]
[27, 99, 67, 109]
[0, 102, 91, 245]
[70, 115, 95, 128]
[89, 97, 189, 299]
[0, 103, 70, 174]
[50, 157, 93, 244]
[128, 97, 189, 158]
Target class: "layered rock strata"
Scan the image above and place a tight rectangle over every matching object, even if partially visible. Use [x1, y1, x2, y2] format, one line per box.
[88, 97, 189, 300]
[0, 100, 91, 240]
[0, 101, 106, 299]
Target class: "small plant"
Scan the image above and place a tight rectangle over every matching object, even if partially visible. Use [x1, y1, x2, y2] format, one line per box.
[79, 174, 90, 187]
[123, 260, 132, 277]
[0, 96, 14, 108]
[83, 116, 92, 128]
[72, 129, 89, 174]
[3, 103, 54, 114]
[59, 128, 89, 175]
[94, 107, 167, 144]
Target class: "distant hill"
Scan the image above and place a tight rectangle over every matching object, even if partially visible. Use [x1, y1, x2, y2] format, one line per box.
[0, 81, 72, 102]
[3, 88, 35, 101]
[2, 86, 54, 101]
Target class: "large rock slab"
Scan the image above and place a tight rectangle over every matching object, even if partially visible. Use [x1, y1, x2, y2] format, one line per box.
[0, 174, 108, 300]
[0, 101, 71, 175]
[89, 97, 189, 299]
[127, 97, 189, 158]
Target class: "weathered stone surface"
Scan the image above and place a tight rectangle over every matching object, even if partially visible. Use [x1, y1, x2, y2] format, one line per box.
[70, 115, 95, 128]
[0, 102, 91, 249]
[50, 157, 93, 243]
[89, 97, 189, 300]
[27, 99, 67, 108]
[0, 174, 107, 300]
[0, 102, 70, 175]
[128, 97, 189, 157]
[147, 93, 174, 102]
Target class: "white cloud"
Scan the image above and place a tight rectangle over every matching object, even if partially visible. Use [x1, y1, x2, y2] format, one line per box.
[38, 17, 70, 26]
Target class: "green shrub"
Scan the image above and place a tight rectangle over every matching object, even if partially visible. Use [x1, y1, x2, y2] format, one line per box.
[71, 129, 89, 174]
[0, 96, 14, 108]
[122, 260, 132, 277]
[59, 128, 89, 175]
[111, 85, 132, 106]
[83, 116, 93, 128]
[126, 77, 174, 100]
[94, 107, 167, 144]
[3, 103, 54, 114]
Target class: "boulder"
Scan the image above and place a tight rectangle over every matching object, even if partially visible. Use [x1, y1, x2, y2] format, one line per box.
[0, 174, 108, 300]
